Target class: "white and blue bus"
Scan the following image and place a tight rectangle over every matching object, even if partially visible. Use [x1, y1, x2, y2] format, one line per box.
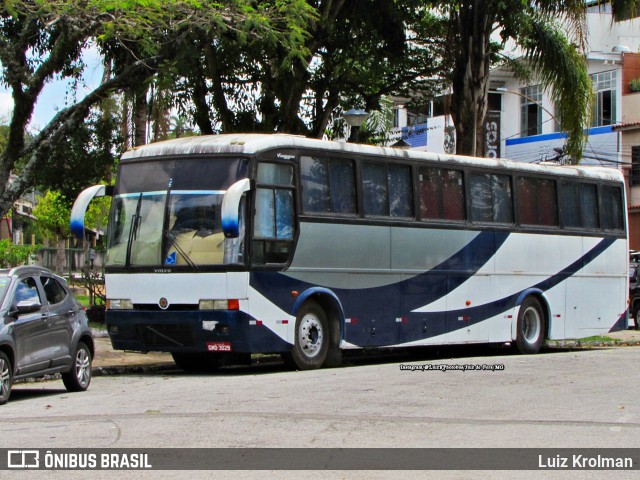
[71, 134, 628, 370]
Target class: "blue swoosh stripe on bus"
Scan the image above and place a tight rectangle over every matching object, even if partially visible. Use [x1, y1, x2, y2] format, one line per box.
[412, 237, 618, 341]
[251, 235, 619, 348]
[251, 230, 509, 317]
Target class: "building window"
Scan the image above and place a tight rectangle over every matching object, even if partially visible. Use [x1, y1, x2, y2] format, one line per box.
[520, 85, 542, 137]
[591, 70, 617, 126]
[632, 146, 640, 186]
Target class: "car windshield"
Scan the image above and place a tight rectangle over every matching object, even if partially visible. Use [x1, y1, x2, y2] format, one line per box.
[105, 157, 248, 268]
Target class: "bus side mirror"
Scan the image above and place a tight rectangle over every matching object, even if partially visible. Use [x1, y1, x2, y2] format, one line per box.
[222, 178, 252, 238]
[70, 185, 113, 239]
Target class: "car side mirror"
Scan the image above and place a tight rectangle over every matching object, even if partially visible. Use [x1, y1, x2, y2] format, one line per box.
[11, 301, 42, 316]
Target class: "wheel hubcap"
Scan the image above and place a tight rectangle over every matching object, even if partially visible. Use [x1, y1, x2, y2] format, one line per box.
[523, 307, 541, 343]
[75, 349, 91, 387]
[299, 313, 323, 358]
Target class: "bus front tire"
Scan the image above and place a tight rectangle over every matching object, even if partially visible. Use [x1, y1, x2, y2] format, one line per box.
[515, 297, 546, 354]
[286, 300, 329, 370]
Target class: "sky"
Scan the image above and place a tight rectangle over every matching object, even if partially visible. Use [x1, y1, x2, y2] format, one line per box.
[0, 45, 104, 131]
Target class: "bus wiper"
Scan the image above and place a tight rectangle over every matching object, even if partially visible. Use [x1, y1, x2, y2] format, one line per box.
[125, 193, 143, 268]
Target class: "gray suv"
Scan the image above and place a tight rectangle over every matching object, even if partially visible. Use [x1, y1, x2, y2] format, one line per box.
[0, 266, 94, 405]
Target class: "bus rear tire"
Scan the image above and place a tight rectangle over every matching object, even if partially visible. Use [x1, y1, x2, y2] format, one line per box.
[515, 297, 546, 354]
[285, 300, 329, 370]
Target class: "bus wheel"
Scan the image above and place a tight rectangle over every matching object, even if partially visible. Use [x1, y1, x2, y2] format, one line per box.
[635, 309, 640, 330]
[287, 300, 329, 370]
[515, 297, 546, 354]
[172, 352, 220, 372]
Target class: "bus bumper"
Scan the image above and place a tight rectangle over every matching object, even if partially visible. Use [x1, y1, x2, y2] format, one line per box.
[105, 309, 291, 354]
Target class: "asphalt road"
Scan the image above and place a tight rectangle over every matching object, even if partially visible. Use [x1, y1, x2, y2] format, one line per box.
[1, 345, 639, 480]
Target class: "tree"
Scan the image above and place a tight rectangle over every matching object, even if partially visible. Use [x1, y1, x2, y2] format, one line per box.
[431, 0, 640, 161]
[32, 104, 122, 200]
[0, 0, 316, 219]
[162, 1, 444, 138]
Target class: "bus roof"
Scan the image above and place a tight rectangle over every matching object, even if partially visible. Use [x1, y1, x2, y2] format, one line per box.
[121, 134, 624, 183]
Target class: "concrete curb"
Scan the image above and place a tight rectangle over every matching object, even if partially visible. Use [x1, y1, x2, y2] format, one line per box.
[91, 363, 176, 376]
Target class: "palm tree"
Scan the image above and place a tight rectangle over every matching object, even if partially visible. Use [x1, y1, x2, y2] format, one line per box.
[435, 0, 639, 162]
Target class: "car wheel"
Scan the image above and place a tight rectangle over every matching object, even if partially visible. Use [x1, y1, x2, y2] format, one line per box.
[0, 352, 12, 405]
[515, 297, 546, 354]
[62, 341, 92, 392]
[285, 300, 329, 370]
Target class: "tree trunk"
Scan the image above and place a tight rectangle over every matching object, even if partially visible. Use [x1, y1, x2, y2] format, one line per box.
[55, 238, 66, 275]
[133, 84, 149, 146]
[449, 1, 493, 157]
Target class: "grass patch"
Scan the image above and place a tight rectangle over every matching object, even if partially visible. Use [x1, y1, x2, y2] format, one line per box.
[76, 295, 90, 308]
[578, 335, 616, 343]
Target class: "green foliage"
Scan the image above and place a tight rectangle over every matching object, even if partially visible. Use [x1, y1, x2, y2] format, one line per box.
[520, 15, 593, 161]
[32, 190, 72, 239]
[85, 192, 111, 233]
[430, 0, 593, 159]
[0, 238, 41, 268]
[32, 107, 122, 200]
[0, 0, 317, 219]
[360, 96, 395, 145]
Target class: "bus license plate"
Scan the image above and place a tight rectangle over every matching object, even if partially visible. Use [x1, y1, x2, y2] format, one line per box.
[207, 342, 232, 352]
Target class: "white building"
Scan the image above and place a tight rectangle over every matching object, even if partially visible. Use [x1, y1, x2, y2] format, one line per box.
[393, 2, 639, 165]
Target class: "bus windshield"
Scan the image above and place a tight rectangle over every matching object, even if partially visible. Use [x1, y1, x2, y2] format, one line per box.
[105, 157, 248, 268]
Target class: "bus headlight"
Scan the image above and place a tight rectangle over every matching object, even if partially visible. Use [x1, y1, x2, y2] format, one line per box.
[107, 299, 133, 310]
[200, 300, 239, 310]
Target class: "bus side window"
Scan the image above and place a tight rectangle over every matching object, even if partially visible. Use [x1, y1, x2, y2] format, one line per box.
[470, 172, 513, 224]
[516, 177, 558, 227]
[561, 182, 599, 230]
[362, 162, 413, 218]
[300, 156, 356, 215]
[601, 185, 624, 231]
[419, 167, 465, 221]
[253, 163, 295, 265]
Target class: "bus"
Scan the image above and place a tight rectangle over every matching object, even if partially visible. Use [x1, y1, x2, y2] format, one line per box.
[71, 134, 628, 370]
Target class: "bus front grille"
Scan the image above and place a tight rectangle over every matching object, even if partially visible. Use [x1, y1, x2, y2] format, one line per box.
[136, 324, 196, 348]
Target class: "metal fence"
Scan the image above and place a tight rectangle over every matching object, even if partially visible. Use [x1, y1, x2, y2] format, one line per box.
[37, 247, 103, 277]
